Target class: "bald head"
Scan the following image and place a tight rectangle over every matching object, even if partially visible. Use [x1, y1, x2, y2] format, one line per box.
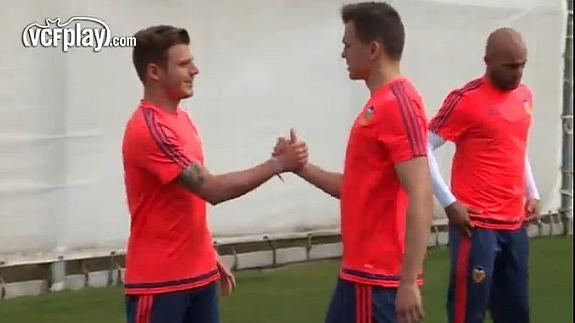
[484, 27, 527, 90]
[485, 27, 526, 59]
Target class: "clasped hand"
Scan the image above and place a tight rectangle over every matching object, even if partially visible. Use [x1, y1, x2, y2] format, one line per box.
[271, 128, 308, 173]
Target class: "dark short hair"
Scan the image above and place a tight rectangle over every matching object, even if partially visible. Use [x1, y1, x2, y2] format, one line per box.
[341, 2, 405, 61]
[132, 25, 190, 82]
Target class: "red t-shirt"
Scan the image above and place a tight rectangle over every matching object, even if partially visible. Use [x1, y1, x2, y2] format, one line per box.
[121, 99, 218, 295]
[429, 77, 533, 230]
[339, 77, 428, 287]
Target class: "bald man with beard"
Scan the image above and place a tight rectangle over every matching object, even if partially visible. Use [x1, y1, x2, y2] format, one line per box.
[426, 27, 540, 323]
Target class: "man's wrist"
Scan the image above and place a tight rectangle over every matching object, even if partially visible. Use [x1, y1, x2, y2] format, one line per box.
[399, 266, 419, 286]
[269, 157, 284, 174]
[527, 193, 540, 200]
[293, 162, 310, 177]
[399, 276, 418, 286]
[439, 194, 457, 209]
[444, 200, 458, 211]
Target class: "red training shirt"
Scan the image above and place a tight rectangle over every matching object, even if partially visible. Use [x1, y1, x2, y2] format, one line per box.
[339, 77, 428, 287]
[429, 76, 533, 230]
[121, 99, 218, 295]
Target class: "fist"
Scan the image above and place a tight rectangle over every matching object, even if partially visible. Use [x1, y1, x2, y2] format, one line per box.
[272, 129, 308, 172]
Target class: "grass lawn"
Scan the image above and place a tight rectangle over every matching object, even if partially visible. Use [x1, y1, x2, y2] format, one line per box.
[0, 236, 571, 323]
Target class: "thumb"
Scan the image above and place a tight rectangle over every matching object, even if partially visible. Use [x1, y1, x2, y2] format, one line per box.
[289, 128, 298, 144]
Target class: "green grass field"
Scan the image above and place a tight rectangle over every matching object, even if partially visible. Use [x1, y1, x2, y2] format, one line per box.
[0, 236, 571, 323]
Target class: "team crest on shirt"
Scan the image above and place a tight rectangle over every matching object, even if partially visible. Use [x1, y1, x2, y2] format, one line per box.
[360, 106, 375, 125]
[472, 266, 486, 283]
[523, 100, 532, 115]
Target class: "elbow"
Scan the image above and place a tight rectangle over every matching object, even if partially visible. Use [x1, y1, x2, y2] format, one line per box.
[328, 185, 342, 199]
[206, 195, 224, 206]
[332, 184, 342, 199]
[200, 189, 225, 206]
[201, 178, 228, 206]
[332, 176, 343, 199]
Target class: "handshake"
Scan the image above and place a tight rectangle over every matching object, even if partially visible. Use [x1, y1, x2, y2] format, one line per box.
[270, 128, 309, 175]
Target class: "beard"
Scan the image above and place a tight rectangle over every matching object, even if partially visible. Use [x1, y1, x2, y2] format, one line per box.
[490, 73, 521, 91]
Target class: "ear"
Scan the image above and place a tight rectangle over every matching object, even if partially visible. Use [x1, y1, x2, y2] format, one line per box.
[146, 63, 162, 82]
[368, 41, 381, 60]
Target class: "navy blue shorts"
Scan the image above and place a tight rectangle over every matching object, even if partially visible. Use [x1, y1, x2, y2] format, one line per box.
[125, 282, 219, 323]
[447, 226, 530, 323]
[325, 278, 398, 323]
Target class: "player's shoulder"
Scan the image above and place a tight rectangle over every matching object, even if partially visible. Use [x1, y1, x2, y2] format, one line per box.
[123, 104, 177, 145]
[396, 78, 423, 101]
[122, 105, 145, 136]
[450, 77, 486, 98]
[136, 103, 189, 132]
[390, 77, 421, 97]
[122, 107, 150, 153]
[515, 83, 534, 98]
[124, 105, 154, 135]
[374, 77, 423, 109]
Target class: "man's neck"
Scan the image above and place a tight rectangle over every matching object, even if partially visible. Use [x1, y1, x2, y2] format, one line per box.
[484, 73, 509, 93]
[366, 62, 402, 93]
[143, 87, 180, 113]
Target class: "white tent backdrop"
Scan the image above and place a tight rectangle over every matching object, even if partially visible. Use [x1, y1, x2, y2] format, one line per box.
[0, 0, 567, 257]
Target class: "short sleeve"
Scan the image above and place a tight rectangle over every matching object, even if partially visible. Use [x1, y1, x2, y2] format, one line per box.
[428, 91, 473, 142]
[377, 84, 428, 164]
[134, 109, 198, 184]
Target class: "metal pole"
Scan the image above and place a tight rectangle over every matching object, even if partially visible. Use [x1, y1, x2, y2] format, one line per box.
[561, 0, 573, 235]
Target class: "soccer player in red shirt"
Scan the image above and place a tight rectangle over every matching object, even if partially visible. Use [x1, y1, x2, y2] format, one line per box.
[427, 28, 540, 323]
[122, 25, 308, 323]
[275, 3, 434, 322]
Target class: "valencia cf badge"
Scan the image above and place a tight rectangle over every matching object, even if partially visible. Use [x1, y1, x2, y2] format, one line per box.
[472, 266, 486, 283]
[360, 106, 375, 125]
